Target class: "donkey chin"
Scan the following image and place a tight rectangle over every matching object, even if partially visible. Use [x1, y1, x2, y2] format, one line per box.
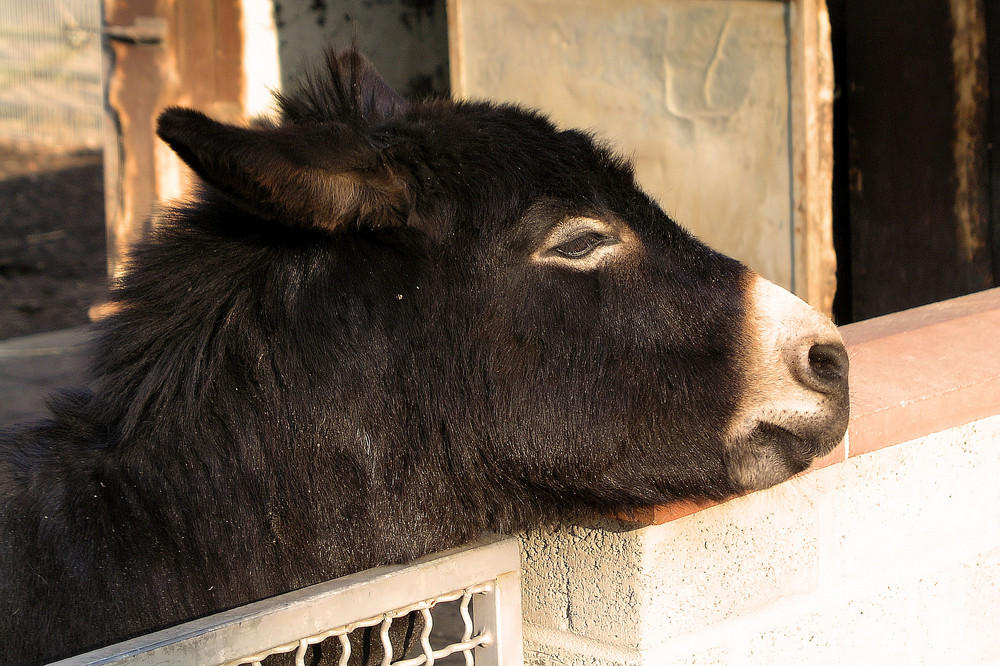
[728, 275, 851, 492]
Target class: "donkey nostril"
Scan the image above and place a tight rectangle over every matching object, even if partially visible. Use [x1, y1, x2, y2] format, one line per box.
[804, 342, 849, 391]
[784, 338, 849, 395]
[809, 343, 847, 381]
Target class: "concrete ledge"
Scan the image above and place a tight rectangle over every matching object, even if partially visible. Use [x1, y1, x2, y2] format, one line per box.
[522, 289, 1000, 664]
[523, 423, 1000, 664]
[837, 287, 1000, 458]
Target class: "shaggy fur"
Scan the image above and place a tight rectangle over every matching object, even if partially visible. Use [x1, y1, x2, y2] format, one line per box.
[0, 49, 761, 663]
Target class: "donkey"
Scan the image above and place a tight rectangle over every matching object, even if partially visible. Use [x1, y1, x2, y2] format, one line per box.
[0, 49, 848, 664]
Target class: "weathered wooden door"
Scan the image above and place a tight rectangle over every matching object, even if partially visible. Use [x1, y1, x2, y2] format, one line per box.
[102, 0, 244, 281]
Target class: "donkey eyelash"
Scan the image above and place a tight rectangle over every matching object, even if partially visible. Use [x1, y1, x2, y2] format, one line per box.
[551, 232, 614, 258]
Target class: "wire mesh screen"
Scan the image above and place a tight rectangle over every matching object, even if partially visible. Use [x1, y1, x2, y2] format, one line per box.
[242, 584, 491, 666]
[0, 0, 103, 148]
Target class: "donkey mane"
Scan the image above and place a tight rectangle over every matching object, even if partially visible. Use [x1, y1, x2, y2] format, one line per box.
[276, 49, 408, 127]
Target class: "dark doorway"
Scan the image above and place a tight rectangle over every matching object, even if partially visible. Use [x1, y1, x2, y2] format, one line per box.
[828, 0, 999, 323]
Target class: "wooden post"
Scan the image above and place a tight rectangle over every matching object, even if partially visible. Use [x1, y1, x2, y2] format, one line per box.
[101, 0, 245, 284]
[789, 0, 837, 316]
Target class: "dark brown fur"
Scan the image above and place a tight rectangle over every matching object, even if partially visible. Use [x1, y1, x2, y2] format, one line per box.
[1, 50, 759, 663]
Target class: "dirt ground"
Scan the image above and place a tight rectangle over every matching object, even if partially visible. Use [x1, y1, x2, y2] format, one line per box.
[0, 143, 108, 341]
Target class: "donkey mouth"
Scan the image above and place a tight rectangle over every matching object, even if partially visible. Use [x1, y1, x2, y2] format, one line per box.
[729, 413, 848, 492]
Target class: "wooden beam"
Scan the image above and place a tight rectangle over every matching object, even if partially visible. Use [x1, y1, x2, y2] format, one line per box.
[789, 0, 837, 316]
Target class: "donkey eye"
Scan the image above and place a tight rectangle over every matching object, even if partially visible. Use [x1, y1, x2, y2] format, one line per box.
[531, 216, 628, 268]
[552, 232, 611, 258]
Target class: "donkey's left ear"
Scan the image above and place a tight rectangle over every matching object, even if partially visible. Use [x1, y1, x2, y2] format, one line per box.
[156, 108, 411, 230]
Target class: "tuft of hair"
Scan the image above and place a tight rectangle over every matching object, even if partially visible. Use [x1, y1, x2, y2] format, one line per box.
[275, 48, 407, 127]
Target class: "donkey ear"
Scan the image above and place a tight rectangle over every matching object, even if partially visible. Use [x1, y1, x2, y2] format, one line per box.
[156, 107, 410, 230]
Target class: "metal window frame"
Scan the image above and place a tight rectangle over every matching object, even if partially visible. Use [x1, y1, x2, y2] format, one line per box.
[51, 536, 523, 666]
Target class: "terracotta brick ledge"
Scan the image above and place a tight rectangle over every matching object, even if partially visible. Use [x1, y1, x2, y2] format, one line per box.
[632, 287, 1000, 525]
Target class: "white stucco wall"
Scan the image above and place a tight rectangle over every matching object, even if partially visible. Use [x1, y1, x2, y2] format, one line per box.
[519, 415, 1000, 664]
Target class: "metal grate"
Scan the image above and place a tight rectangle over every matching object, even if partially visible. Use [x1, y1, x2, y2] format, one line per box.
[0, 0, 103, 148]
[52, 536, 523, 666]
[242, 583, 491, 666]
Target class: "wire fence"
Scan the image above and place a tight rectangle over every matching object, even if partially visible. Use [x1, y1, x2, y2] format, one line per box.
[0, 0, 103, 148]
